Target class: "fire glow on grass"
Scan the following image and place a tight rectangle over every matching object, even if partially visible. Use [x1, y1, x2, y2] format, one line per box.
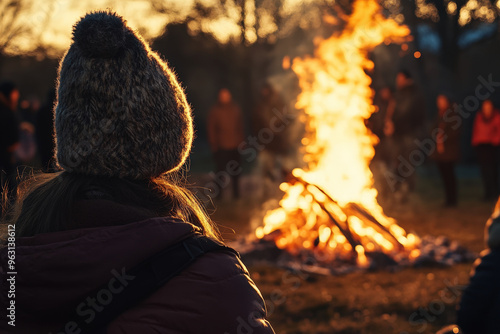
[255, 0, 421, 267]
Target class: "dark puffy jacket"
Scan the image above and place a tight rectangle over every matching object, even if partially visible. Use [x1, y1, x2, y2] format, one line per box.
[457, 219, 500, 334]
[430, 112, 461, 162]
[392, 83, 425, 138]
[0, 200, 274, 334]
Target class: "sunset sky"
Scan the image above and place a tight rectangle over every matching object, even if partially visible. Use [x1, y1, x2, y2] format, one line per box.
[4, 0, 499, 57]
[14, 0, 196, 56]
[7, 0, 311, 57]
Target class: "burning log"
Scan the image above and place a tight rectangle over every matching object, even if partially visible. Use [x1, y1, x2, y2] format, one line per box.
[289, 172, 406, 256]
[291, 173, 360, 253]
[343, 203, 405, 252]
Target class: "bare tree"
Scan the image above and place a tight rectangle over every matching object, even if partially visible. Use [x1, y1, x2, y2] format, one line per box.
[0, 0, 56, 70]
[0, 0, 30, 55]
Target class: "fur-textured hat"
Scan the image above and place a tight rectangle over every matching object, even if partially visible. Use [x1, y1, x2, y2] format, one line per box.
[54, 10, 193, 179]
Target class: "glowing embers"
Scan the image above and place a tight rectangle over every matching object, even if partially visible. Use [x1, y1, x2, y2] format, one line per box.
[256, 171, 420, 268]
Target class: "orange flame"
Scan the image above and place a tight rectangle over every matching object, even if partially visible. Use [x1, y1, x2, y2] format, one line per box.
[256, 0, 421, 265]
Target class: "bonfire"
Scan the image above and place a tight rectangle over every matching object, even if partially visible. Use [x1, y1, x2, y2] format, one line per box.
[252, 0, 426, 270]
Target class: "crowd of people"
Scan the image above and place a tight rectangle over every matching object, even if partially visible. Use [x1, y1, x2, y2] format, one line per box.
[205, 68, 500, 206]
[2, 69, 499, 207]
[0, 82, 20, 192]
[0, 81, 56, 206]
[369, 71, 500, 207]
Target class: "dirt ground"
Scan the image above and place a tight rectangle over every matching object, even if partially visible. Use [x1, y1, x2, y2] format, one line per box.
[203, 167, 495, 334]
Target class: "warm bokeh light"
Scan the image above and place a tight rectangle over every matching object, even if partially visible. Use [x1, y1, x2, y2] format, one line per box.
[467, 0, 479, 10]
[459, 7, 472, 25]
[458, 0, 496, 25]
[282, 56, 291, 70]
[447, 1, 458, 15]
[415, 0, 439, 22]
[414, 51, 421, 58]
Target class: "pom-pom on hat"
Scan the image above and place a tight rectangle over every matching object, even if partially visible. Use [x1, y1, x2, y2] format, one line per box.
[54, 10, 193, 179]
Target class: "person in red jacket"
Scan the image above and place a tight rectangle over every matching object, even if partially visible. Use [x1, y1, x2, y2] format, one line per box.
[471, 99, 500, 201]
[0, 11, 274, 334]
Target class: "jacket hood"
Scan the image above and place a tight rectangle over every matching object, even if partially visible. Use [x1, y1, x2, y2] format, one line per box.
[485, 198, 500, 249]
[0, 211, 198, 328]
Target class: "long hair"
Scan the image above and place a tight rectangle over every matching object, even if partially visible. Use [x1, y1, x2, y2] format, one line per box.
[2, 171, 220, 241]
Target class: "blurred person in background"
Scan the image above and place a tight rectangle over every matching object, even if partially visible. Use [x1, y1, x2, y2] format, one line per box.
[430, 94, 461, 207]
[471, 99, 500, 201]
[18, 96, 40, 124]
[370, 86, 393, 153]
[384, 70, 426, 201]
[369, 86, 394, 198]
[457, 197, 500, 333]
[15, 97, 39, 166]
[35, 89, 57, 172]
[207, 88, 245, 199]
[252, 83, 291, 199]
[0, 81, 20, 199]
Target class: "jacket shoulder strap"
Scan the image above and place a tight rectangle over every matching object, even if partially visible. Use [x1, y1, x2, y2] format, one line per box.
[58, 234, 238, 334]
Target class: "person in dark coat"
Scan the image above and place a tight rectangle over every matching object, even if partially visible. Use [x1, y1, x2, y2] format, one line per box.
[384, 70, 426, 198]
[471, 99, 500, 201]
[370, 87, 393, 143]
[369, 87, 394, 199]
[252, 83, 291, 198]
[431, 94, 461, 207]
[0, 81, 20, 200]
[0, 11, 274, 334]
[35, 89, 56, 172]
[457, 197, 500, 334]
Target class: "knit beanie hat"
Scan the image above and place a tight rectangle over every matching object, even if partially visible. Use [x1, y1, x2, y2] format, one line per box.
[54, 10, 193, 179]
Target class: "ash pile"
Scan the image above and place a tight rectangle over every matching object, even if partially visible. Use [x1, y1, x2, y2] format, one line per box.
[229, 234, 475, 276]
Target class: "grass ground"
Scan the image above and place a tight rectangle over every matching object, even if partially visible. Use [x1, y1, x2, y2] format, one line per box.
[203, 165, 495, 334]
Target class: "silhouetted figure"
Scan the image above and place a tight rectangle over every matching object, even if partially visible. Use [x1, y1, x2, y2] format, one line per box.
[207, 88, 244, 199]
[252, 83, 290, 198]
[18, 97, 40, 125]
[14, 123, 36, 165]
[384, 70, 425, 200]
[430, 94, 461, 207]
[369, 87, 395, 198]
[457, 197, 500, 334]
[35, 89, 57, 172]
[471, 99, 500, 201]
[370, 87, 393, 144]
[0, 81, 20, 196]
